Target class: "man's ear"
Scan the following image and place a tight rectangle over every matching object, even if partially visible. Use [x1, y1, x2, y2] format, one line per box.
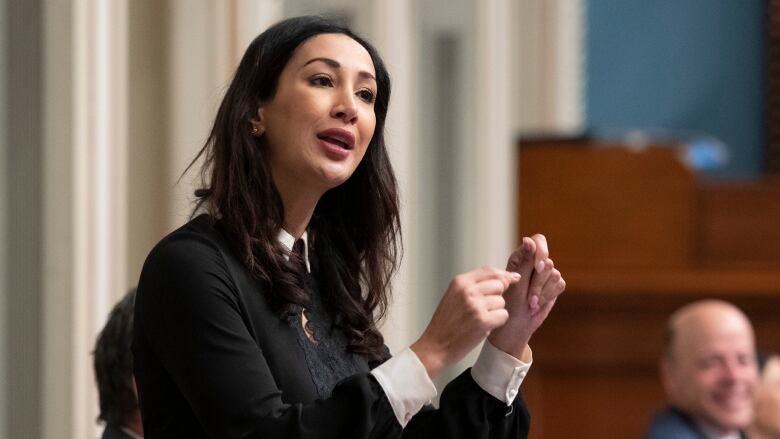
[250, 106, 265, 136]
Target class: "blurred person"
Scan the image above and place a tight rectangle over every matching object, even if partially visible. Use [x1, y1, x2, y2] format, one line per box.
[94, 289, 143, 439]
[133, 15, 566, 439]
[747, 352, 780, 439]
[644, 300, 758, 439]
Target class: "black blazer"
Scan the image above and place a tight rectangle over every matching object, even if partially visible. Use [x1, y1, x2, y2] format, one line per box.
[133, 215, 530, 438]
[644, 407, 747, 439]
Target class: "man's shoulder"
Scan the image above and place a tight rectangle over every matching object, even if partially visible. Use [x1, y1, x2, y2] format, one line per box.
[644, 407, 705, 439]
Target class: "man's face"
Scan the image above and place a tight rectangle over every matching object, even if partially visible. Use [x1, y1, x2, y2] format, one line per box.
[662, 305, 758, 434]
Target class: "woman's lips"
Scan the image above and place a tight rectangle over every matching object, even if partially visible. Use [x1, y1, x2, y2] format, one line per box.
[317, 128, 355, 150]
[317, 136, 351, 160]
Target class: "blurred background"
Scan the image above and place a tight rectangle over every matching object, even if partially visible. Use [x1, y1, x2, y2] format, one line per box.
[2, 0, 779, 438]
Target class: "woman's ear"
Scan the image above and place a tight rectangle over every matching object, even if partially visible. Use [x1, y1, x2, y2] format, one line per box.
[250, 106, 265, 136]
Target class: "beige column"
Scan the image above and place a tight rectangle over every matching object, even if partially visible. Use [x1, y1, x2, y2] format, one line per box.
[165, 0, 265, 228]
[42, 0, 129, 437]
[371, 0, 418, 353]
[459, 0, 514, 270]
[166, 0, 219, 228]
[513, 0, 584, 135]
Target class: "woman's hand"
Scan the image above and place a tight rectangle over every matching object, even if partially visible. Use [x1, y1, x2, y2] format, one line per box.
[411, 267, 521, 379]
[487, 234, 566, 359]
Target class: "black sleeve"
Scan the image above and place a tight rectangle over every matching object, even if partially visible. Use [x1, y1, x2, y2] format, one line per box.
[402, 370, 530, 438]
[136, 234, 400, 439]
[135, 231, 530, 439]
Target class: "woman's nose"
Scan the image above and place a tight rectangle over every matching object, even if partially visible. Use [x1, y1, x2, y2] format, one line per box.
[331, 89, 358, 124]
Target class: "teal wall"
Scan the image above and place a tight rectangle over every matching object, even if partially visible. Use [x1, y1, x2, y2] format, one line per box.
[586, 0, 766, 178]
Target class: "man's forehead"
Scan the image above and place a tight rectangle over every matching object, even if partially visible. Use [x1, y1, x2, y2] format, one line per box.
[677, 332, 755, 361]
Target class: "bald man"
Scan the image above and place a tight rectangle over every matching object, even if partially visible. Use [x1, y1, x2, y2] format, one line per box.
[644, 300, 759, 439]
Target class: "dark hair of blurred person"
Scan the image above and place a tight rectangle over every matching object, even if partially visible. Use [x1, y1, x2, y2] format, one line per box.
[94, 289, 143, 439]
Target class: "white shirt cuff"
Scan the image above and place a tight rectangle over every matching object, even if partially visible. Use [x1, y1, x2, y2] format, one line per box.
[470, 341, 532, 405]
[370, 347, 437, 428]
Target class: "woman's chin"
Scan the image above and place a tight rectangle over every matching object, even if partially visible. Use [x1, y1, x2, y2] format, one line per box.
[316, 166, 356, 189]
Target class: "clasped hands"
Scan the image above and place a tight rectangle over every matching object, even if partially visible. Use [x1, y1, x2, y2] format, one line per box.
[411, 234, 566, 379]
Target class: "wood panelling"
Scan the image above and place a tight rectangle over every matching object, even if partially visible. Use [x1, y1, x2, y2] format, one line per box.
[524, 287, 780, 439]
[696, 175, 780, 267]
[519, 140, 695, 271]
[524, 371, 664, 438]
[518, 139, 780, 439]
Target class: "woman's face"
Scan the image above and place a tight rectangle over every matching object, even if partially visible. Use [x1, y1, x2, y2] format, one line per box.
[258, 33, 377, 196]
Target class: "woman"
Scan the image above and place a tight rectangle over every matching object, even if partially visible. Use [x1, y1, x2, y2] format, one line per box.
[133, 15, 565, 438]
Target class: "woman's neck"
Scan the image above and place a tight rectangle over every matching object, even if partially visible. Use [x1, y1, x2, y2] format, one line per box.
[272, 166, 337, 238]
[276, 184, 320, 239]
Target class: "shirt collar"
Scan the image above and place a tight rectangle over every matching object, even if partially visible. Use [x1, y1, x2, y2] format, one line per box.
[277, 229, 310, 273]
[696, 420, 742, 439]
[119, 426, 144, 439]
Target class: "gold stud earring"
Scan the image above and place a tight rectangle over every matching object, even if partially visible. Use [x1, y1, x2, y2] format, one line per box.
[251, 126, 259, 135]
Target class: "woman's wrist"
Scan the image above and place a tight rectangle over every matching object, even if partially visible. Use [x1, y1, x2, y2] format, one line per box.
[410, 339, 447, 380]
[487, 324, 531, 360]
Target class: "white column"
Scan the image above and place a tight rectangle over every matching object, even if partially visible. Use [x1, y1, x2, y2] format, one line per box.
[42, 0, 129, 437]
[372, 0, 417, 353]
[213, 0, 284, 93]
[166, 0, 256, 229]
[513, 0, 584, 135]
[433, 0, 515, 380]
[461, 0, 514, 268]
[550, 0, 584, 133]
[233, 0, 284, 58]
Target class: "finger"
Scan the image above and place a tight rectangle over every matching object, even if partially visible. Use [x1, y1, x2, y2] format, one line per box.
[528, 294, 540, 312]
[484, 308, 509, 329]
[473, 278, 512, 297]
[528, 258, 554, 300]
[538, 268, 566, 304]
[465, 266, 521, 285]
[531, 233, 549, 264]
[506, 237, 536, 277]
[481, 294, 506, 311]
[531, 296, 557, 322]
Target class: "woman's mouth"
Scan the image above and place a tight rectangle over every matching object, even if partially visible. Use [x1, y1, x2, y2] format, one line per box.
[317, 128, 355, 150]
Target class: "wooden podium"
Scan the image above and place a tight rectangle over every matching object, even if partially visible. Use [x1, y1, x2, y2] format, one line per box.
[517, 138, 780, 438]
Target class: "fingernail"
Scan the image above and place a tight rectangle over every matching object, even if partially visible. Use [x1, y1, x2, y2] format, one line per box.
[510, 272, 521, 281]
[535, 260, 545, 272]
[529, 295, 539, 308]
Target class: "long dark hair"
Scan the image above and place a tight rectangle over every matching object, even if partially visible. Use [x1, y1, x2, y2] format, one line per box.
[190, 16, 399, 362]
[94, 289, 138, 427]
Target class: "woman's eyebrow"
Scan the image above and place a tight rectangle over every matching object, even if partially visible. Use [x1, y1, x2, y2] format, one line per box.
[302, 57, 376, 82]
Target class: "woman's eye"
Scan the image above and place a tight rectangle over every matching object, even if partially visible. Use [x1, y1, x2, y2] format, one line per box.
[310, 76, 333, 87]
[357, 89, 375, 103]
